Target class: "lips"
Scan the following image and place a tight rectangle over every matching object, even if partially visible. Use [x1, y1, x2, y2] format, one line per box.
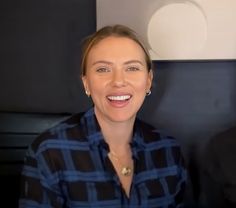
[107, 94, 132, 107]
[107, 95, 131, 101]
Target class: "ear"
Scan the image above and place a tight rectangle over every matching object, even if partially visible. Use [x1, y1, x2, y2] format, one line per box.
[82, 76, 90, 96]
[146, 69, 153, 91]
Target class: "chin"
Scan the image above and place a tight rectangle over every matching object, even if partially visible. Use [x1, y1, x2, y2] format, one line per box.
[107, 113, 136, 123]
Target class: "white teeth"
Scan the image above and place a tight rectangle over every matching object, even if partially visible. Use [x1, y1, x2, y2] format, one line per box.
[108, 95, 131, 101]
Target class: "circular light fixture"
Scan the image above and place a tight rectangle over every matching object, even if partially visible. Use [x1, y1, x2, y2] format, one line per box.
[147, 1, 208, 59]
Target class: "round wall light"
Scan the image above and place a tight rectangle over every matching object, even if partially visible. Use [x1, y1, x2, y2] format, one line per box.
[147, 1, 208, 59]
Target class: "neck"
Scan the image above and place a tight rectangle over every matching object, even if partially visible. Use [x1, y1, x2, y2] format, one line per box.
[94, 110, 135, 149]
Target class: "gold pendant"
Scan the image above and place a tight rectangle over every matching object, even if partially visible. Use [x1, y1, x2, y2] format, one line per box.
[121, 167, 132, 176]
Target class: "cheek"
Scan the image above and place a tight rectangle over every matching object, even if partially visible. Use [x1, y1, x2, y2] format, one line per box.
[134, 78, 150, 91]
[87, 79, 105, 95]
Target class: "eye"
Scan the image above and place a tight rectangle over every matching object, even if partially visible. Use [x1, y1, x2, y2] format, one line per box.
[126, 66, 141, 71]
[96, 67, 110, 73]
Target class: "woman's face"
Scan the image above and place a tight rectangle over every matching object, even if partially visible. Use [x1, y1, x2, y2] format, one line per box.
[82, 36, 153, 124]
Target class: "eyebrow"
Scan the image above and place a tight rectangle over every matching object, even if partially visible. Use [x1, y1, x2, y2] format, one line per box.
[92, 60, 144, 66]
[92, 60, 113, 66]
[123, 60, 144, 66]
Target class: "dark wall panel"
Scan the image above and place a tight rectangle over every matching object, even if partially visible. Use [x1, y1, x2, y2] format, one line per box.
[137, 60, 236, 163]
[0, 1, 96, 207]
[0, 0, 95, 113]
[140, 61, 236, 150]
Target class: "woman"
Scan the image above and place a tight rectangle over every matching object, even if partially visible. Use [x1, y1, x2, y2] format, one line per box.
[19, 25, 186, 207]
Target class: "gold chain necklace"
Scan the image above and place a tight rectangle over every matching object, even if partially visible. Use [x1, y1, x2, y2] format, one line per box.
[108, 151, 133, 177]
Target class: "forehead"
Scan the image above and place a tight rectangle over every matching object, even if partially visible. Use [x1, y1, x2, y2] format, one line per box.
[87, 36, 146, 61]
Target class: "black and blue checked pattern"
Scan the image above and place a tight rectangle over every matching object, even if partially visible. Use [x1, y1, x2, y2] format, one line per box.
[19, 107, 186, 208]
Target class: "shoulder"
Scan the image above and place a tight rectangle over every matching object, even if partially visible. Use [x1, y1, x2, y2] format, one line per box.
[135, 119, 184, 163]
[135, 118, 180, 145]
[135, 119, 186, 176]
[30, 112, 86, 153]
[204, 126, 236, 168]
[210, 126, 236, 148]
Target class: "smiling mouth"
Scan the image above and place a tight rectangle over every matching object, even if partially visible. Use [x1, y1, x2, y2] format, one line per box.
[107, 95, 131, 101]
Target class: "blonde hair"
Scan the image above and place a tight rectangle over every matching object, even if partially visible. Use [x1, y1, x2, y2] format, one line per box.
[80, 24, 152, 76]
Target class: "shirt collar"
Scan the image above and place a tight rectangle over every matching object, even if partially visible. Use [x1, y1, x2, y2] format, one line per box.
[82, 107, 105, 147]
[82, 107, 145, 154]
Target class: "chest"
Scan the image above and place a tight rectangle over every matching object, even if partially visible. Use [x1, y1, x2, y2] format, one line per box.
[59, 168, 178, 208]
[53, 146, 179, 207]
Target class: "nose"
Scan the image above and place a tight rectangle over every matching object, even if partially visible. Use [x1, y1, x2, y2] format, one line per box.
[111, 70, 126, 87]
